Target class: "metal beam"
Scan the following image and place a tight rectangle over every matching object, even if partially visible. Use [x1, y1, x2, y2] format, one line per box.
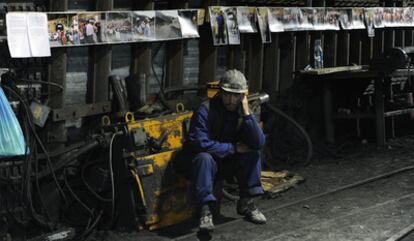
[46, 0, 68, 149]
[245, 33, 264, 92]
[263, 33, 280, 103]
[130, 1, 154, 108]
[199, 0, 219, 88]
[166, 0, 186, 88]
[87, 0, 113, 103]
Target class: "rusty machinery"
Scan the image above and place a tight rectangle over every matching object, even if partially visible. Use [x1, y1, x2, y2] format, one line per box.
[0, 75, 268, 239]
[97, 90, 270, 231]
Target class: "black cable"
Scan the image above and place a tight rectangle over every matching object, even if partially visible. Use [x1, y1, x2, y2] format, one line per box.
[75, 210, 103, 241]
[265, 103, 314, 167]
[80, 160, 112, 203]
[34, 144, 53, 228]
[108, 132, 122, 228]
[2, 85, 68, 203]
[63, 168, 93, 215]
[18, 79, 64, 92]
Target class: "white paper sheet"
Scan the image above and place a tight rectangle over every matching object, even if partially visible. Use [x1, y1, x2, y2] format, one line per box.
[6, 12, 31, 58]
[27, 12, 51, 57]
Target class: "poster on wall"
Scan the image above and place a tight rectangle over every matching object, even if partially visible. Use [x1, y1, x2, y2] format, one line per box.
[352, 8, 365, 29]
[105, 12, 133, 43]
[77, 12, 105, 44]
[400, 8, 412, 27]
[383, 8, 394, 27]
[338, 8, 352, 30]
[48, 13, 69, 47]
[178, 10, 199, 38]
[363, 8, 375, 37]
[369, 7, 384, 28]
[313, 8, 326, 30]
[131, 11, 155, 41]
[300, 8, 314, 30]
[324, 8, 340, 30]
[392, 8, 404, 27]
[237, 7, 257, 33]
[223, 7, 240, 45]
[257, 7, 271, 43]
[283, 7, 302, 31]
[197, 9, 205, 26]
[267, 7, 284, 32]
[209, 6, 228, 46]
[155, 10, 182, 40]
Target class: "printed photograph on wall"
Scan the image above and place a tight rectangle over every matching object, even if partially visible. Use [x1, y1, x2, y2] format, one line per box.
[237, 7, 257, 33]
[77, 12, 104, 44]
[267, 7, 284, 32]
[392, 8, 405, 27]
[283, 7, 302, 31]
[223, 7, 240, 45]
[178, 9, 199, 38]
[313, 8, 326, 30]
[352, 8, 365, 29]
[383, 8, 394, 27]
[105, 11, 133, 42]
[131, 11, 155, 41]
[257, 7, 271, 43]
[338, 8, 352, 30]
[209, 6, 228, 46]
[300, 8, 314, 30]
[324, 8, 340, 30]
[400, 7, 412, 27]
[371, 7, 384, 28]
[48, 14, 69, 47]
[197, 9, 205, 26]
[156, 10, 182, 40]
[364, 8, 375, 37]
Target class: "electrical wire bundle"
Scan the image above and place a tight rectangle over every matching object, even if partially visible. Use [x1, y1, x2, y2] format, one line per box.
[0, 74, 115, 240]
[0, 77, 66, 232]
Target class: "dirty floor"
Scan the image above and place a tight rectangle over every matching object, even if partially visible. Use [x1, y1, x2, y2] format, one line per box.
[86, 136, 414, 241]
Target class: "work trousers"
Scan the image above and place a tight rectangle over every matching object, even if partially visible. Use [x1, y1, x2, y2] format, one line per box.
[192, 152, 263, 204]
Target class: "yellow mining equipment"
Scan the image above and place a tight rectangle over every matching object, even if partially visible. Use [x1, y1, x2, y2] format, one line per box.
[123, 111, 195, 230]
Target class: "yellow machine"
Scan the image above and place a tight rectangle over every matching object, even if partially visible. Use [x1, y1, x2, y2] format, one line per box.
[104, 90, 269, 231]
[124, 111, 195, 230]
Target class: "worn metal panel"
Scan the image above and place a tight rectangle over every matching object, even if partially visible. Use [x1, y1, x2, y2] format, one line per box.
[279, 32, 296, 92]
[323, 31, 337, 67]
[199, 24, 217, 86]
[47, 0, 68, 148]
[263, 33, 280, 103]
[337, 31, 350, 66]
[246, 34, 264, 92]
[350, 30, 363, 65]
[130, 0, 153, 103]
[52, 102, 112, 121]
[165, 0, 186, 87]
[295, 32, 311, 70]
[166, 41, 185, 87]
[86, 0, 113, 104]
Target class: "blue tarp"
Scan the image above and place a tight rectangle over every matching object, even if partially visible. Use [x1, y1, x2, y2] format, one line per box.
[0, 87, 27, 157]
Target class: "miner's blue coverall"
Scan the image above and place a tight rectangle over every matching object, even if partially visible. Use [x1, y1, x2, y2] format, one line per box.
[187, 95, 266, 205]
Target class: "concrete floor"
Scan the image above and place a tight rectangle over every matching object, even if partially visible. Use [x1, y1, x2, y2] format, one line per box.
[86, 136, 414, 241]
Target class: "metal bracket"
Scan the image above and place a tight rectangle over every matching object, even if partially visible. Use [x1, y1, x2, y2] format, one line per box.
[52, 102, 111, 122]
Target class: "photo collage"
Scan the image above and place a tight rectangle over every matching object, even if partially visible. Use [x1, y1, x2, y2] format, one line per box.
[48, 7, 414, 47]
[47, 9, 202, 47]
[208, 6, 414, 45]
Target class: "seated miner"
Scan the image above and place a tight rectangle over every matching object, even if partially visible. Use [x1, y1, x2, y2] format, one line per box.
[186, 69, 266, 232]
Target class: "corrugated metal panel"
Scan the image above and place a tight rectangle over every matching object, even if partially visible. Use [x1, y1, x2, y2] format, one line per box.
[183, 40, 199, 86]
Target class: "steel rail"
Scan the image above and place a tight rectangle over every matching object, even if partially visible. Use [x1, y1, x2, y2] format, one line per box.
[385, 222, 414, 241]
